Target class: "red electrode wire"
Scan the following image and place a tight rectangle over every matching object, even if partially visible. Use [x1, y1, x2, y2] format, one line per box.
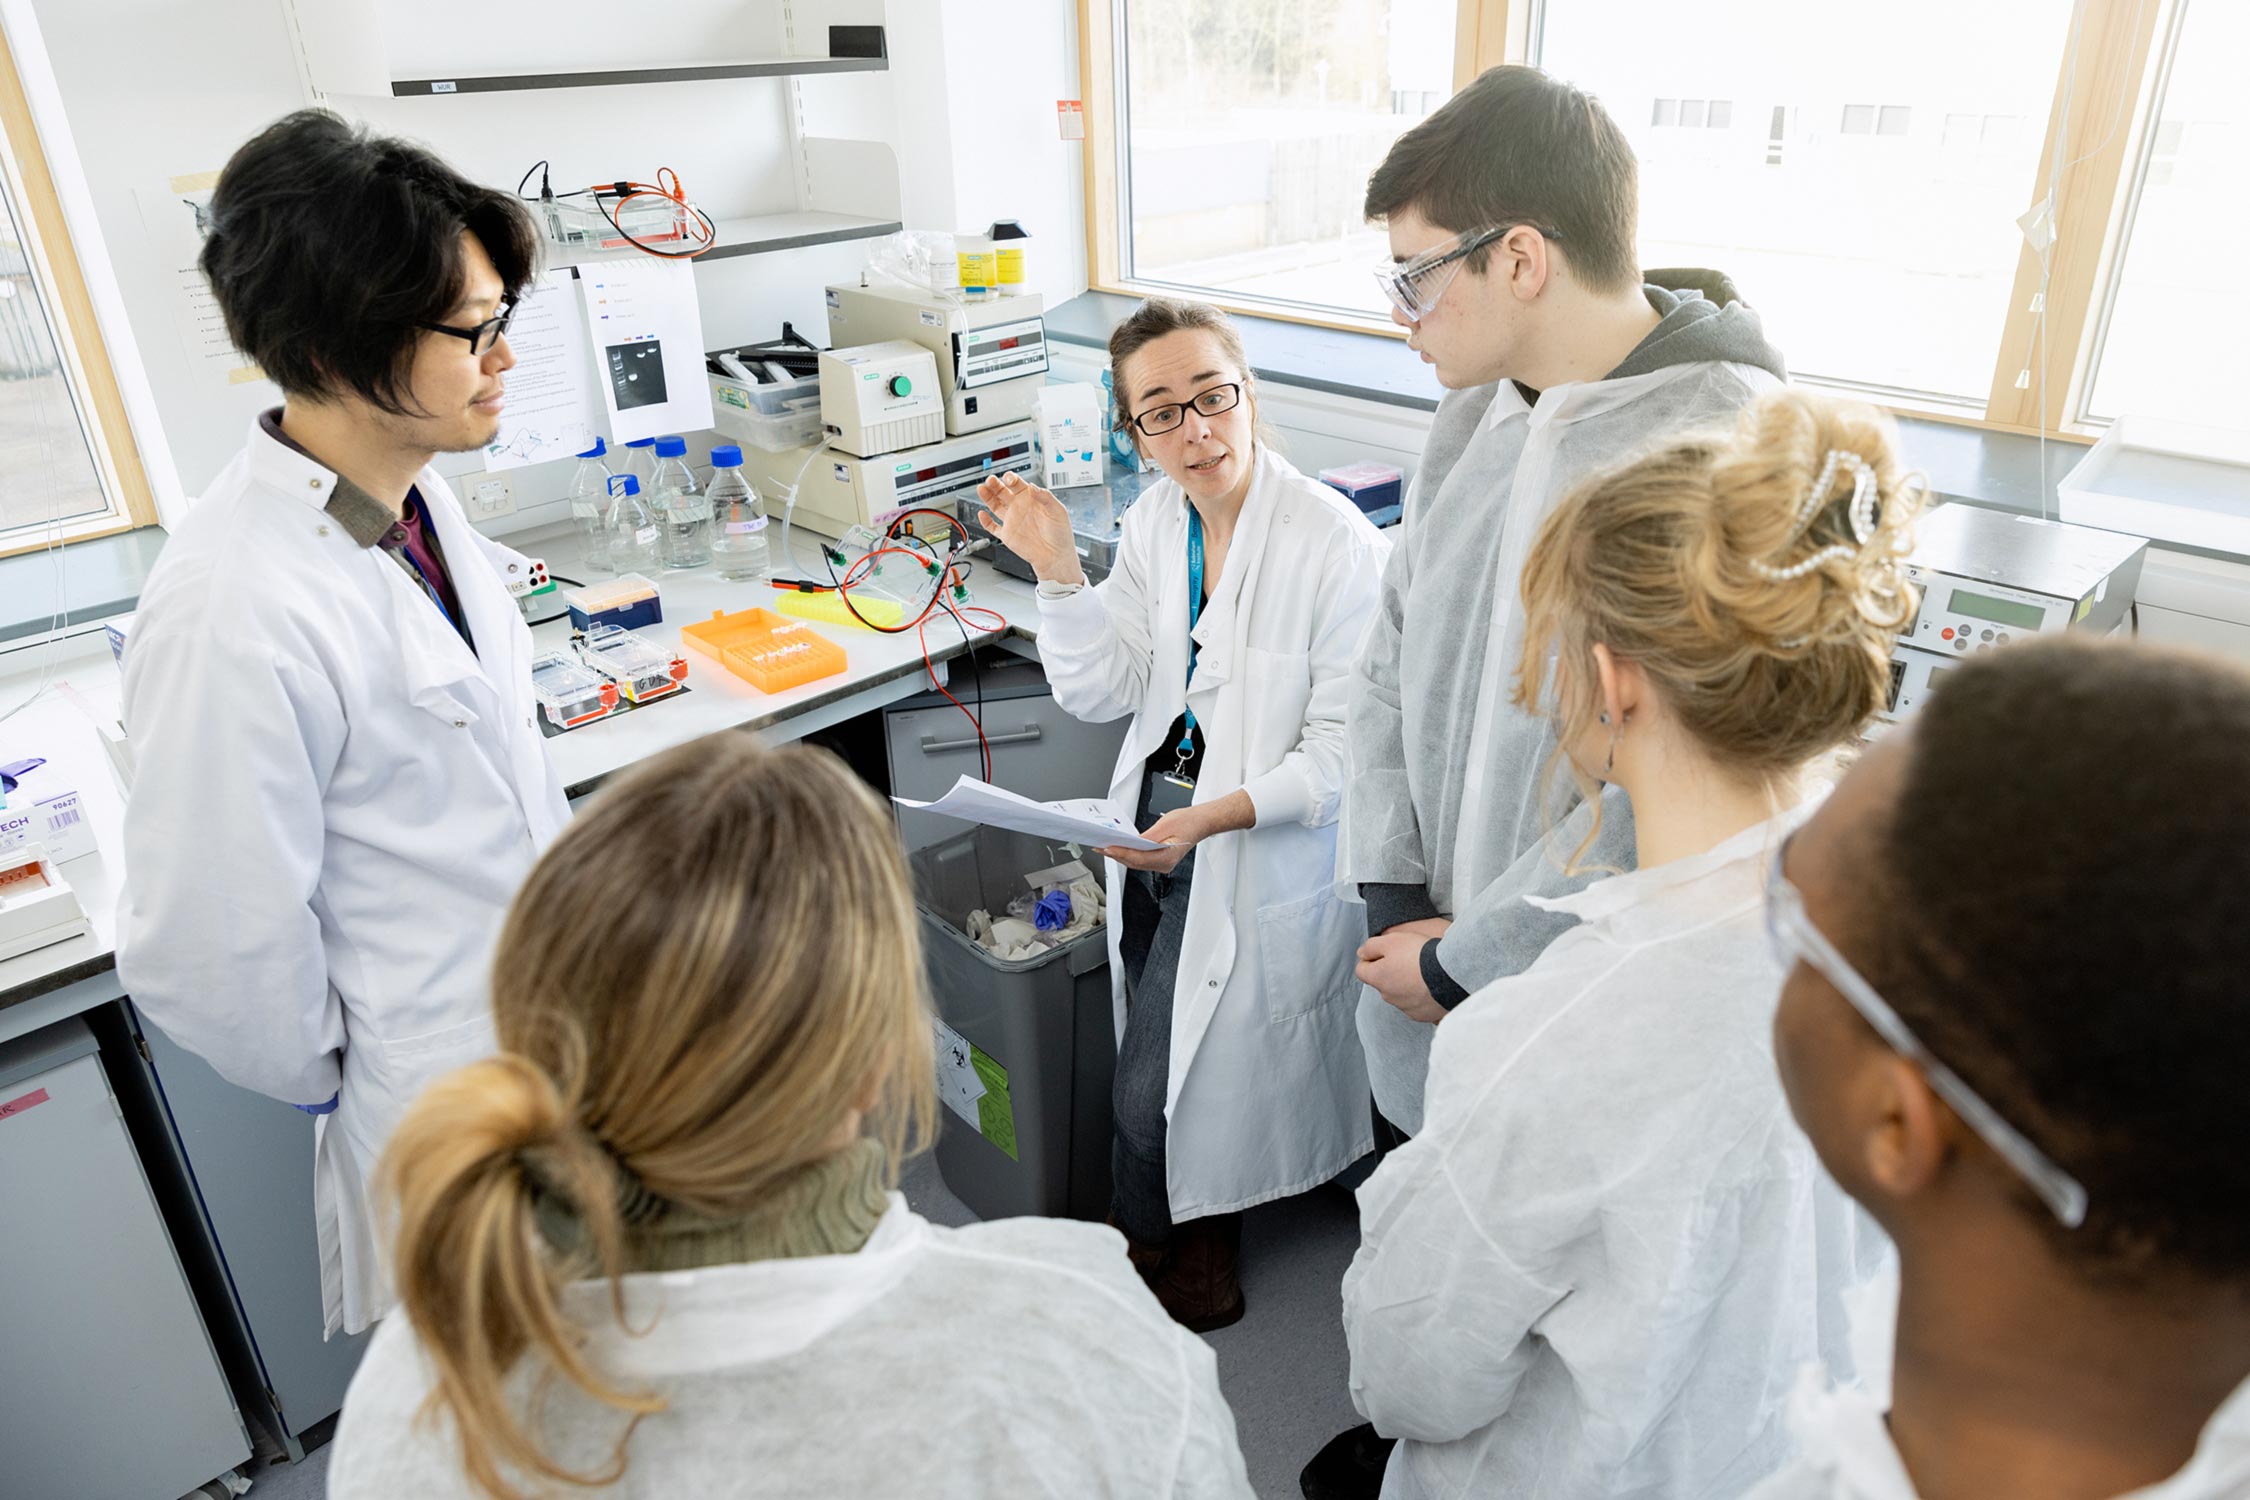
[771, 505, 1001, 774]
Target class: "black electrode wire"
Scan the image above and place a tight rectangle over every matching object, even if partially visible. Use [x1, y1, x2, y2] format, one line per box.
[514, 160, 712, 258]
[594, 189, 716, 259]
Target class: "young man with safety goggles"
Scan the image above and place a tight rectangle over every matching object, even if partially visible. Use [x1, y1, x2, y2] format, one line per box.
[1339, 64, 1790, 1125]
[1311, 62, 1790, 1498]
[118, 110, 570, 1340]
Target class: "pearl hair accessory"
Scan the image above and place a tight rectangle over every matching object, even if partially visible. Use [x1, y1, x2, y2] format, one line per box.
[1749, 448, 1881, 582]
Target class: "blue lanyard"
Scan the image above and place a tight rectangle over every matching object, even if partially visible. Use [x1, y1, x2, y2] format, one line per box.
[1177, 509, 1203, 763]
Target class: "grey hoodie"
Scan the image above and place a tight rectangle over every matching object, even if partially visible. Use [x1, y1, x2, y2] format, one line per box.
[1346, 273, 1788, 1133]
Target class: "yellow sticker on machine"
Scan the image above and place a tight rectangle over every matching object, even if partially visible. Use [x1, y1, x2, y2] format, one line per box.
[971, 1045, 1017, 1162]
[2076, 594, 2094, 622]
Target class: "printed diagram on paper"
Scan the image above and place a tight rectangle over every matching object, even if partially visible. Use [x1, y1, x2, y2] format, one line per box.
[134, 172, 260, 385]
[481, 267, 603, 472]
[578, 258, 713, 445]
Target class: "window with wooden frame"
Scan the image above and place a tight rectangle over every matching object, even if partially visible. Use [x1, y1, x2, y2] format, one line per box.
[2078, 0, 2245, 432]
[0, 16, 157, 558]
[1079, 0, 1520, 333]
[1080, 0, 2224, 440]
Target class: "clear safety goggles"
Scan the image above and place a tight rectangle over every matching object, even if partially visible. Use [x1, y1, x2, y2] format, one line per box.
[1372, 222, 1561, 322]
[1764, 839, 2089, 1228]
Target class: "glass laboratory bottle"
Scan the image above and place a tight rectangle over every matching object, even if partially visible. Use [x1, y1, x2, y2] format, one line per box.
[568, 436, 615, 575]
[706, 444, 770, 584]
[651, 433, 711, 570]
[606, 473, 661, 575]
[620, 436, 658, 499]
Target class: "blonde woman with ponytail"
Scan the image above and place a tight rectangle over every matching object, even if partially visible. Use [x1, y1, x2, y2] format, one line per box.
[326, 737, 1253, 1500]
[1339, 390, 1918, 1500]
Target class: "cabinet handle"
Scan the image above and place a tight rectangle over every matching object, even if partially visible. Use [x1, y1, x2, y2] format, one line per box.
[920, 725, 1042, 754]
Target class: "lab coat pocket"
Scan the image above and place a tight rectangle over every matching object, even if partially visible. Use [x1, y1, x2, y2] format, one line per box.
[1257, 887, 1361, 1023]
[408, 688, 482, 732]
[369, 1013, 497, 1107]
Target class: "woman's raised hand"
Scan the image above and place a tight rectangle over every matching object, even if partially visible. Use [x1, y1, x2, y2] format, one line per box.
[976, 471, 1086, 587]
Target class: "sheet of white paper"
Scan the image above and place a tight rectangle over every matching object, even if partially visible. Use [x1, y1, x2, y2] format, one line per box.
[482, 267, 603, 472]
[893, 776, 1162, 851]
[133, 176, 260, 386]
[932, 1018, 987, 1129]
[577, 258, 714, 445]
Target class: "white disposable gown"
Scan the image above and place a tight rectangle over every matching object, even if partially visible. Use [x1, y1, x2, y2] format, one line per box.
[1744, 1370, 2250, 1500]
[1343, 282, 1787, 1133]
[1343, 808, 1893, 1500]
[326, 1200, 1255, 1498]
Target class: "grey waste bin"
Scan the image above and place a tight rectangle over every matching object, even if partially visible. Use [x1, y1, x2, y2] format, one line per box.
[911, 824, 1115, 1222]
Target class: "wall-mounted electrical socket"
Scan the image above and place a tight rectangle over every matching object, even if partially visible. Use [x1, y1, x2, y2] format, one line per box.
[470, 477, 516, 519]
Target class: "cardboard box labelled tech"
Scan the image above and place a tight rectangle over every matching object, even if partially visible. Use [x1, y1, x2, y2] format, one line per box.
[0, 786, 96, 863]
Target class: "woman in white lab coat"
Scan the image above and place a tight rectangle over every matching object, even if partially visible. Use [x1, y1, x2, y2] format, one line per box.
[1342, 390, 1917, 1498]
[977, 299, 1388, 1331]
[326, 738, 1253, 1500]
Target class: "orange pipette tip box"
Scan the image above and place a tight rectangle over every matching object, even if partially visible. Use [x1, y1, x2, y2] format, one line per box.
[679, 608, 847, 693]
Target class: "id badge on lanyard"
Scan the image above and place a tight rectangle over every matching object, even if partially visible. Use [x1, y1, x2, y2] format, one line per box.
[1154, 507, 1205, 814]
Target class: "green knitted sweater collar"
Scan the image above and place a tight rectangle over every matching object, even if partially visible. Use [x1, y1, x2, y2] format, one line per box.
[539, 1136, 893, 1275]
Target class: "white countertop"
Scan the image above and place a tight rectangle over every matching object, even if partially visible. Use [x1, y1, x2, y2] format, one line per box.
[528, 522, 1045, 793]
[0, 519, 1049, 1011]
[0, 650, 130, 1012]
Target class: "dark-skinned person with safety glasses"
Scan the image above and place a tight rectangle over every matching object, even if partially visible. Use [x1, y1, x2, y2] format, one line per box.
[1749, 635, 2250, 1500]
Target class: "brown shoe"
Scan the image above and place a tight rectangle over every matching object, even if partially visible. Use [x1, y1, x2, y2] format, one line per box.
[1153, 1212, 1244, 1332]
[1107, 1214, 1168, 1286]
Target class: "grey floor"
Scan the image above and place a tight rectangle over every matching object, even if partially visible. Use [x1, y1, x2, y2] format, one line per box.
[224, 1153, 1363, 1500]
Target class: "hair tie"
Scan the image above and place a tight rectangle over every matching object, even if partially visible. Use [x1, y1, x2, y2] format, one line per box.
[590, 1133, 670, 1226]
[520, 1131, 671, 1226]
[1749, 448, 1880, 583]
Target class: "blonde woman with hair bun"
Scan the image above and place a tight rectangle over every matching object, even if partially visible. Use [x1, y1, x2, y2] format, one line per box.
[324, 736, 1253, 1500]
[1340, 389, 1920, 1500]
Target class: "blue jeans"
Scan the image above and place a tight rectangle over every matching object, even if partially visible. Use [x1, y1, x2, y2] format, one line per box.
[1112, 852, 1194, 1246]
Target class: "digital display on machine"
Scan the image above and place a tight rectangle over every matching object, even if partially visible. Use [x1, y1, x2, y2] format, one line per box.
[1947, 587, 2046, 630]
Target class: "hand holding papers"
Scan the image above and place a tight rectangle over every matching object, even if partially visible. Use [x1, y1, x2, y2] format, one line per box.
[893, 776, 1164, 851]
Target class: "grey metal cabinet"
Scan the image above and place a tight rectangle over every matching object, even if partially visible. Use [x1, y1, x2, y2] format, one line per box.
[0, 1018, 249, 1499]
[111, 1006, 373, 1459]
[885, 655, 1131, 852]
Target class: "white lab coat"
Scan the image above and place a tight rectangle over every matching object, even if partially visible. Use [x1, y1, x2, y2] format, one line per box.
[1343, 807, 1894, 1500]
[1744, 1370, 2250, 1500]
[325, 1199, 1255, 1497]
[119, 416, 570, 1336]
[1036, 448, 1389, 1220]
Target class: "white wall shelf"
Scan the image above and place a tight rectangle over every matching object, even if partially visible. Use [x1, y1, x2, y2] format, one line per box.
[548, 210, 903, 268]
[701, 210, 902, 260]
[389, 56, 886, 97]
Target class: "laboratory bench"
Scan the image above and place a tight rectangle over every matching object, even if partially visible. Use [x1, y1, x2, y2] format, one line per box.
[0, 518, 1055, 1499]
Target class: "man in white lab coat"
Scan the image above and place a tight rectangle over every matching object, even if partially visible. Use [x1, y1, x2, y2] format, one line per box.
[118, 111, 570, 1338]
